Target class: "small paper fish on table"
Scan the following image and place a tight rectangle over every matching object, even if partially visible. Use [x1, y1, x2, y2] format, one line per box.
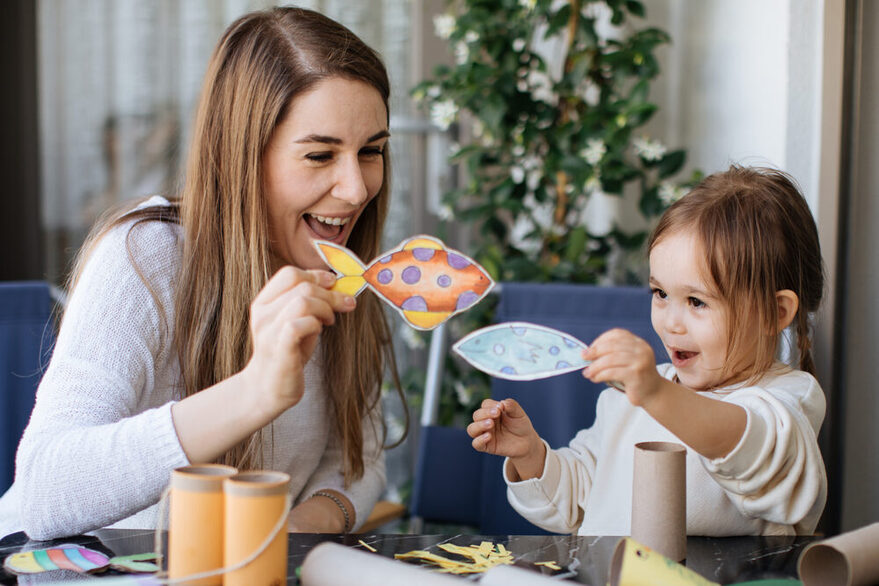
[314, 235, 495, 330]
[453, 322, 589, 380]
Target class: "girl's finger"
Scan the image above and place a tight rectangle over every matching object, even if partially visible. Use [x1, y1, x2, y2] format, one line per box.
[254, 266, 326, 307]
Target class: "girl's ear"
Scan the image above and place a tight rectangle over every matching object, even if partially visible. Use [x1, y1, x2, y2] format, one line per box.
[776, 289, 799, 332]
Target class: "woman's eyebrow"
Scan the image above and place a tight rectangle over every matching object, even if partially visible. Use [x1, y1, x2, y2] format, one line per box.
[294, 130, 390, 145]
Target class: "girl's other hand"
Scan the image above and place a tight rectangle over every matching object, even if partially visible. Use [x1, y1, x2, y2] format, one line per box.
[244, 266, 356, 412]
[582, 328, 664, 408]
[468, 398, 545, 480]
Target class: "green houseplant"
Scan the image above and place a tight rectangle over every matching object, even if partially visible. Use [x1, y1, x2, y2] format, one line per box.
[410, 0, 700, 424]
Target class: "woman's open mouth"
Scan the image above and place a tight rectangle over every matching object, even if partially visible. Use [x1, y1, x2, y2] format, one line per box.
[304, 213, 352, 241]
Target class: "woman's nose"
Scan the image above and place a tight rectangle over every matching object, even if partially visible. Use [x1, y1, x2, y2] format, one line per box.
[332, 158, 370, 206]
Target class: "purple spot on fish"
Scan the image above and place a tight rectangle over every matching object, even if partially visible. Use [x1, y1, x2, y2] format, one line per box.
[377, 269, 393, 284]
[447, 253, 471, 270]
[500, 366, 517, 375]
[493, 344, 505, 355]
[437, 274, 452, 288]
[401, 266, 421, 284]
[549, 346, 560, 355]
[555, 361, 571, 369]
[379, 255, 392, 263]
[401, 296, 428, 311]
[455, 291, 479, 310]
[412, 247, 436, 261]
[563, 338, 578, 348]
[513, 327, 527, 336]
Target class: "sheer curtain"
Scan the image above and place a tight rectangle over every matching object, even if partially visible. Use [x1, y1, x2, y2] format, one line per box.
[37, 0, 419, 286]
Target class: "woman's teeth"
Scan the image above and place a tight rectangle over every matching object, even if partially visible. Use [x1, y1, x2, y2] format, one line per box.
[311, 214, 350, 226]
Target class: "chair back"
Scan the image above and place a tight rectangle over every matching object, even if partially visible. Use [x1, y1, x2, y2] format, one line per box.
[0, 281, 56, 493]
[479, 281, 665, 534]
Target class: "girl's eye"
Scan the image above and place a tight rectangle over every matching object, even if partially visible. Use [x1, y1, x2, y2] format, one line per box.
[689, 296, 706, 308]
[651, 287, 667, 300]
[305, 152, 333, 162]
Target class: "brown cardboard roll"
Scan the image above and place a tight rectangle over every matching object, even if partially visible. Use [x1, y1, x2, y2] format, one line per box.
[798, 522, 879, 586]
[631, 441, 687, 562]
[300, 541, 462, 586]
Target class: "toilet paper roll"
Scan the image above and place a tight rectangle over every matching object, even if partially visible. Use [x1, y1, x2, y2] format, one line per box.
[631, 441, 687, 562]
[300, 541, 462, 586]
[798, 522, 879, 586]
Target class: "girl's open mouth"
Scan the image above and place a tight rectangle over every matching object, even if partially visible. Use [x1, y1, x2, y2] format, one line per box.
[305, 213, 351, 241]
[672, 349, 698, 367]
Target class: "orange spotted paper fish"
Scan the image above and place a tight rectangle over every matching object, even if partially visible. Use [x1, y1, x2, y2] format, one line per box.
[314, 235, 495, 330]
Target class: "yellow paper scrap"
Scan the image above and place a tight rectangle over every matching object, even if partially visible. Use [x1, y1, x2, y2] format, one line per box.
[535, 561, 562, 570]
[358, 539, 377, 553]
[395, 541, 515, 575]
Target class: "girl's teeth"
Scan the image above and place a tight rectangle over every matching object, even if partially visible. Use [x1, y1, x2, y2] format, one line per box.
[311, 214, 350, 226]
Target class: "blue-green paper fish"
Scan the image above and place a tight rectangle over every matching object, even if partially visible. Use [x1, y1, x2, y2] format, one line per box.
[453, 322, 589, 381]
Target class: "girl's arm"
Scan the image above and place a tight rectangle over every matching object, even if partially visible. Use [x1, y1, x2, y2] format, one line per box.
[583, 328, 746, 460]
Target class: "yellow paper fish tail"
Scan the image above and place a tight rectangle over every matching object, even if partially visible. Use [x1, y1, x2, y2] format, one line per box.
[314, 241, 367, 296]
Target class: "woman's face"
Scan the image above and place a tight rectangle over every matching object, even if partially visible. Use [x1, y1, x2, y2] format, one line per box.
[263, 77, 388, 270]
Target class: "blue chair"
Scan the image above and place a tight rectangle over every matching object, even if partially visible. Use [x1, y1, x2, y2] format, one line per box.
[0, 282, 58, 494]
[479, 281, 665, 534]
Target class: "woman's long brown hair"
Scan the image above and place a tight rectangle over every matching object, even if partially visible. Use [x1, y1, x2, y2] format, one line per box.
[68, 7, 404, 484]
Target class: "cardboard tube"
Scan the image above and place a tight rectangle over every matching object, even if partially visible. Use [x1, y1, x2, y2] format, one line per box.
[798, 522, 879, 586]
[223, 471, 290, 586]
[631, 441, 687, 562]
[168, 464, 238, 586]
[609, 537, 718, 586]
[300, 541, 462, 586]
[481, 564, 564, 585]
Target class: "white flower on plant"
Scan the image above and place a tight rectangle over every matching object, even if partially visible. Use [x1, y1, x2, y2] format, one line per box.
[438, 203, 455, 221]
[454, 42, 470, 65]
[580, 78, 600, 107]
[517, 79, 528, 92]
[580, 138, 607, 165]
[454, 382, 475, 406]
[472, 119, 485, 138]
[658, 181, 686, 205]
[511, 165, 525, 184]
[509, 215, 541, 255]
[584, 174, 602, 192]
[430, 99, 458, 130]
[633, 137, 667, 162]
[427, 84, 442, 98]
[448, 141, 461, 157]
[399, 324, 425, 350]
[527, 169, 542, 191]
[512, 144, 526, 157]
[527, 69, 557, 105]
[433, 13, 456, 40]
[518, 0, 537, 10]
[582, 1, 611, 20]
[512, 38, 527, 52]
[464, 30, 479, 44]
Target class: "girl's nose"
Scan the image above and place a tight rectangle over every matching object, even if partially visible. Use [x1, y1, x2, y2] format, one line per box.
[332, 157, 370, 206]
[663, 306, 686, 335]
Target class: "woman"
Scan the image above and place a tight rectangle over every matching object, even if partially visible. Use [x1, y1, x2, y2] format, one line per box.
[0, 6, 402, 540]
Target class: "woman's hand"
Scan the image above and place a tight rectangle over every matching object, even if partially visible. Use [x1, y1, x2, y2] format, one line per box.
[243, 267, 355, 413]
[467, 398, 545, 480]
[582, 328, 664, 408]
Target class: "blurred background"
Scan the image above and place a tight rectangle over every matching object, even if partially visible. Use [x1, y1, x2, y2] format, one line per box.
[1, 0, 875, 536]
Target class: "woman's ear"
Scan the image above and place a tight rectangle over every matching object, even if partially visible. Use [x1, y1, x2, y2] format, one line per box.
[776, 290, 799, 332]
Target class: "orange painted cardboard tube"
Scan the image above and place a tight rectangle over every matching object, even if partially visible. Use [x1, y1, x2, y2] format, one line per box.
[168, 464, 238, 586]
[631, 441, 687, 562]
[223, 470, 291, 586]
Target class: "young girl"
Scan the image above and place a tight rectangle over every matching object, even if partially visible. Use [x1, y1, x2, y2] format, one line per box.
[468, 166, 826, 536]
[0, 7, 403, 540]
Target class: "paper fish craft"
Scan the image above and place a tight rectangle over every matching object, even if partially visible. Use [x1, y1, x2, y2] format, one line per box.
[3, 544, 110, 574]
[453, 322, 589, 381]
[314, 235, 495, 330]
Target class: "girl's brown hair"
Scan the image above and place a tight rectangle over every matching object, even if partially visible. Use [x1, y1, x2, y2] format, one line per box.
[68, 7, 402, 483]
[648, 165, 824, 384]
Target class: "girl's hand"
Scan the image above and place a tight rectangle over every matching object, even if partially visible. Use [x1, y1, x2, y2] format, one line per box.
[582, 328, 665, 408]
[243, 266, 355, 412]
[468, 398, 545, 480]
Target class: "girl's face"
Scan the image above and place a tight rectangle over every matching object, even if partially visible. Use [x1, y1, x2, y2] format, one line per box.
[263, 77, 389, 270]
[649, 230, 743, 391]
